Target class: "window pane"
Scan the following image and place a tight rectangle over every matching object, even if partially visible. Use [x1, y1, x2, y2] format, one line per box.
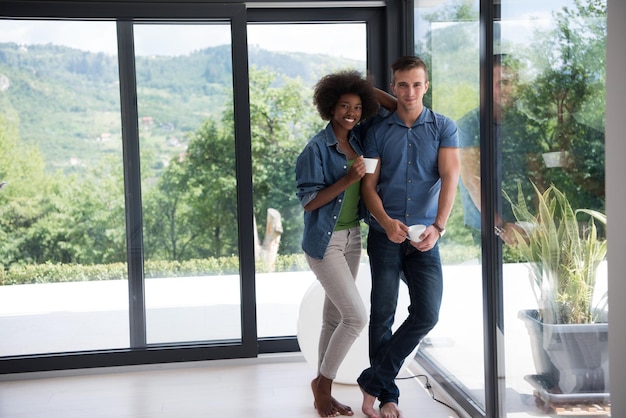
[246, 23, 367, 339]
[0, 20, 128, 355]
[133, 23, 243, 344]
[500, 0, 608, 414]
[415, 0, 609, 415]
[414, 0, 486, 408]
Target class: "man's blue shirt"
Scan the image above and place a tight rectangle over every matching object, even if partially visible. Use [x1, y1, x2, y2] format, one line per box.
[364, 108, 458, 231]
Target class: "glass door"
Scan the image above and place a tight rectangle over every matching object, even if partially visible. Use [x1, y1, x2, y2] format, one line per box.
[0, 5, 257, 364]
[132, 22, 244, 345]
[0, 19, 128, 356]
[246, 22, 368, 340]
[413, 0, 608, 416]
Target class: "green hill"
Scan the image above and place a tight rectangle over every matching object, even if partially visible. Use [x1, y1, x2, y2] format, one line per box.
[0, 42, 363, 171]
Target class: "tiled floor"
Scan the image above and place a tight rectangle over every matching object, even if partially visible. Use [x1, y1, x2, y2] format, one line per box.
[0, 355, 464, 418]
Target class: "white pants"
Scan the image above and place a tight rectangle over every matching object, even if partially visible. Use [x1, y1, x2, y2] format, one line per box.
[305, 226, 368, 380]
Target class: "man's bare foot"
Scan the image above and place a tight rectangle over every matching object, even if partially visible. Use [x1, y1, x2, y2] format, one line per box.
[311, 375, 340, 417]
[359, 385, 380, 418]
[380, 402, 402, 418]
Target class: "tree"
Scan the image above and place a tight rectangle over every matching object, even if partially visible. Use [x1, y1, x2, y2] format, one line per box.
[221, 66, 319, 255]
[521, 0, 606, 211]
[142, 66, 319, 261]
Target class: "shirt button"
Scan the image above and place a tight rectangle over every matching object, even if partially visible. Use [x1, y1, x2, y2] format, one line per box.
[327, 231, 332, 235]
[333, 215, 337, 219]
[338, 199, 342, 202]
[408, 179, 412, 183]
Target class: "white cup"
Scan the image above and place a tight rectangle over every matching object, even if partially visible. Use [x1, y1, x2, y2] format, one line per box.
[362, 157, 378, 174]
[408, 224, 427, 242]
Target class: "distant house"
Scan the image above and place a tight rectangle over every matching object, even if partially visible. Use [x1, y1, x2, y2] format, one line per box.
[141, 116, 154, 129]
[97, 132, 112, 142]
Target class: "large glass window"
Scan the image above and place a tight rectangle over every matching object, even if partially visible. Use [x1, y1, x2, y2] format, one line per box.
[414, 0, 608, 416]
[412, 0, 486, 408]
[500, 0, 608, 414]
[133, 23, 243, 344]
[0, 20, 128, 355]
[246, 23, 367, 339]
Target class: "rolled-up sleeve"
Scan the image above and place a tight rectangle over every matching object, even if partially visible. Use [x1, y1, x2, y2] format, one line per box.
[296, 142, 324, 208]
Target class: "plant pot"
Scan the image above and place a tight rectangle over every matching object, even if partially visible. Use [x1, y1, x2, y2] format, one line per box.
[518, 309, 610, 398]
[542, 151, 566, 168]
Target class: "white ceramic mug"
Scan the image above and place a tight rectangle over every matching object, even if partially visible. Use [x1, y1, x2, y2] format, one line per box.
[362, 157, 378, 174]
[408, 224, 427, 242]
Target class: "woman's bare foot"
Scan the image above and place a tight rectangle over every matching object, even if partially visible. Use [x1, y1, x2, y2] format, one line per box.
[359, 385, 380, 418]
[311, 375, 340, 417]
[331, 397, 354, 416]
[380, 402, 402, 418]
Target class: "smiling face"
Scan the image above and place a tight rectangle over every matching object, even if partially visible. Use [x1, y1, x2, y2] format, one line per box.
[391, 67, 429, 114]
[331, 93, 363, 135]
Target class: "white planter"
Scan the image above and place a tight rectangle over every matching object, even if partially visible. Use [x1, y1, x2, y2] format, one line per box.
[542, 151, 567, 168]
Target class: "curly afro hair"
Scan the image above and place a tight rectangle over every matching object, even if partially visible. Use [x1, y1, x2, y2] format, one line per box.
[313, 70, 379, 122]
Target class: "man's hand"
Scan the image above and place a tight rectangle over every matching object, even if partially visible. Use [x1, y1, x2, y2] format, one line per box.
[410, 224, 440, 251]
[496, 222, 528, 246]
[383, 219, 409, 244]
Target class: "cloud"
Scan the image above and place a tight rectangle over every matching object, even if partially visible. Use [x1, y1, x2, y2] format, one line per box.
[0, 20, 366, 60]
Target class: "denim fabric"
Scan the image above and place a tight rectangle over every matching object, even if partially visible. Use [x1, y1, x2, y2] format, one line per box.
[295, 123, 365, 259]
[363, 109, 458, 231]
[357, 228, 443, 406]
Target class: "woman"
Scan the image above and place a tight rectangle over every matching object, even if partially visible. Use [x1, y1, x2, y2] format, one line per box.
[295, 70, 392, 417]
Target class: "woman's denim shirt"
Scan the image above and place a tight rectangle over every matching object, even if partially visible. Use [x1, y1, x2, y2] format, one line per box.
[295, 122, 366, 259]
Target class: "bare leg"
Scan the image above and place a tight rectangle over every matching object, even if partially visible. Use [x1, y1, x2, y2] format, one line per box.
[311, 375, 340, 417]
[359, 385, 380, 418]
[380, 402, 402, 418]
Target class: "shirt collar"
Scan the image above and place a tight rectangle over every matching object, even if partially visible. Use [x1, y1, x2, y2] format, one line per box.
[388, 107, 433, 128]
[324, 122, 356, 146]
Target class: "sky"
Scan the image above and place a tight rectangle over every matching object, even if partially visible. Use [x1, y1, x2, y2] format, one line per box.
[0, 20, 367, 60]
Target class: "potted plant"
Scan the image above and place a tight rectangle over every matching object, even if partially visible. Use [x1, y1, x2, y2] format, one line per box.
[506, 183, 609, 402]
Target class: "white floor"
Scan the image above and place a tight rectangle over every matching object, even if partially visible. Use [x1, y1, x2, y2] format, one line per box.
[0, 355, 464, 418]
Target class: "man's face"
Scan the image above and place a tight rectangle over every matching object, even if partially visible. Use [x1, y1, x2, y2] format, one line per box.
[391, 67, 429, 112]
[494, 64, 517, 110]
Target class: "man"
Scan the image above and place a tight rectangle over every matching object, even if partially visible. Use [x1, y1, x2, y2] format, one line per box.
[358, 56, 460, 418]
[457, 54, 546, 245]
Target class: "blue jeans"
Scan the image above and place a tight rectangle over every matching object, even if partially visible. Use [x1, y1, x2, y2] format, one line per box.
[357, 228, 443, 406]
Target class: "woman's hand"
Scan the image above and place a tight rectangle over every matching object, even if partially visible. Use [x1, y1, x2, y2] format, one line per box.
[345, 156, 366, 184]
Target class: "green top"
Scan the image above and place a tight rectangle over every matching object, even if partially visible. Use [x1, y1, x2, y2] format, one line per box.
[335, 159, 361, 231]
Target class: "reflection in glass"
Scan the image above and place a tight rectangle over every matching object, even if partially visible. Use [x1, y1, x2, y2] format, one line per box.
[413, 0, 486, 409]
[415, 0, 608, 415]
[247, 23, 367, 338]
[0, 20, 127, 355]
[133, 24, 242, 344]
[500, 0, 608, 413]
